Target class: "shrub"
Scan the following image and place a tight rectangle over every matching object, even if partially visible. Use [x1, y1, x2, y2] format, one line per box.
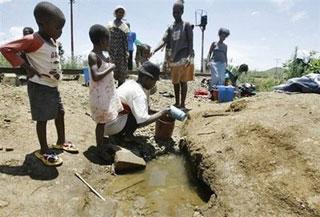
[61, 56, 85, 69]
[284, 50, 320, 79]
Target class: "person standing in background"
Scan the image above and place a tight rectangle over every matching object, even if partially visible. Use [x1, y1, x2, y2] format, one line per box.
[207, 28, 230, 87]
[107, 5, 129, 86]
[23, 27, 34, 36]
[127, 23, 136, 70]
[151, 0, 194, 110]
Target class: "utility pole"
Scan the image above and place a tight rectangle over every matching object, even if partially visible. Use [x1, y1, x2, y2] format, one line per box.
[200, 26, 205, 73]
[70, 0, 75, 61]
[195, 9, 207, 73]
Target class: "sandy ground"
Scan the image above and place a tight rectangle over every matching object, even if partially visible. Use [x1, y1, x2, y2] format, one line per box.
[0, 76, 208, 217]
[183, 92, 320, 216]
[1, 76, 319, 217]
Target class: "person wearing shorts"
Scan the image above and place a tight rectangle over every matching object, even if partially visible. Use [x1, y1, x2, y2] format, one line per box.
[151, 0, 194, 110]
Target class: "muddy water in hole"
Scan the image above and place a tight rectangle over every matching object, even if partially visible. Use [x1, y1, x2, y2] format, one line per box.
[105, 154, 208, 217]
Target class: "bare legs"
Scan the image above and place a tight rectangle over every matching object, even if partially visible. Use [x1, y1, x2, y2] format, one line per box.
[173, 82, 188, 109]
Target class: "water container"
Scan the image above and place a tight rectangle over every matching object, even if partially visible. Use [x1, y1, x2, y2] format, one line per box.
[155, 115, 175, 140]
[82, 68, 90, 86]
[217, 85, 235, 103]
[169, 105, 187, 121]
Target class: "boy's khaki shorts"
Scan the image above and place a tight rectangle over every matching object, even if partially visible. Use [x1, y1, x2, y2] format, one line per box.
[170, 64, 194, 84]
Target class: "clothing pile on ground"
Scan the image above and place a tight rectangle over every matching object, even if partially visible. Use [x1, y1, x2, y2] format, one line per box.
[274, 73, 320, 94]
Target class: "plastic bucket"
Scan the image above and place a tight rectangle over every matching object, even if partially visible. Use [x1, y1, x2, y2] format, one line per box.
[82, 68, 90, 85]
[155, 115, 175, 140]
[217, 85, 235, 103]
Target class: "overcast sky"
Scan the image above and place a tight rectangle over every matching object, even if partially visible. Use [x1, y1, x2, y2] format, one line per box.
[0, 0, 319, 70]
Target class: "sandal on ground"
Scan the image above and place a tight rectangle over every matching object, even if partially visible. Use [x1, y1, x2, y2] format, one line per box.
[34, 150, 63, 167]
[52, 141, 79, 153]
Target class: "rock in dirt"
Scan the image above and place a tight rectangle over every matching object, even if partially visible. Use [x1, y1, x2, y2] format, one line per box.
[114, 148, 146, 173]
[2, 73, 20, 86]
[0, 199, 9, 208]
[225, 99, 247, 112]
[5, 148, 14, 152]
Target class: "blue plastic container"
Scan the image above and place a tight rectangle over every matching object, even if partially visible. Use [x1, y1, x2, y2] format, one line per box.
[217, 85, 235, 103]
[169, 105, 187, 121]
[82, 67, 90, 85]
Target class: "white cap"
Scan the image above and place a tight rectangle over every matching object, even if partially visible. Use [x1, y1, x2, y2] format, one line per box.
[113, 5, 126, 17]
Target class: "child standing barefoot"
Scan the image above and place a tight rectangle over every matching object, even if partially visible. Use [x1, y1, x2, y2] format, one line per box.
[88, 25, 123, 156]
[151, 0, 194, 110]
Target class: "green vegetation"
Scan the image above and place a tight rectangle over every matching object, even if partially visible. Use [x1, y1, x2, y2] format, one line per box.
[0, 51, 86, 69]
[228, 49, 320, 92]
[283, 50, 320, 79]
[224, 64, 284, 92]
[238, 69, 285, 92]
[61, 55, 85, 69]
[0, 54, 10, 67]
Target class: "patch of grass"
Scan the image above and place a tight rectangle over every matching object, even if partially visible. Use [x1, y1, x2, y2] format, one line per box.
[0, 54, 10, 67]
[239, 71, 285, 92]
[61, 56, 85, 69]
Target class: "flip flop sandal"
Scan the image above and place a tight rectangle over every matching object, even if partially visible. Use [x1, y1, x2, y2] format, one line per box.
[52, 141, 79, 153]
[34, 150, 63, 167]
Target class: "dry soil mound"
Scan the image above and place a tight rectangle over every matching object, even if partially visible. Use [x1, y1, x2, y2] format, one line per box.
[183, 92, 320, 217]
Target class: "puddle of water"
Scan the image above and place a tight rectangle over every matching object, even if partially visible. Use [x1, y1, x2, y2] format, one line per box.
[105, 154, 208, 217]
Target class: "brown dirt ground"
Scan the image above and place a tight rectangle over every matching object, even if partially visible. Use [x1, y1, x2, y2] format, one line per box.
[0, 76, 203, 217]
[183, 92, 320, 217]
[1, 76, 320, 217]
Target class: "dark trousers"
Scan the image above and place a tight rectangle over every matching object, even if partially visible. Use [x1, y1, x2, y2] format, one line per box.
[128, 50, 133, 70]
[115, 112, 138, 137]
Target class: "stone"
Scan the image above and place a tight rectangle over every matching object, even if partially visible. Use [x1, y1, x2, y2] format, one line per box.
[0, 199, 9, 208]
[2, 73, 20, 86]
[114, 148, 146, 173]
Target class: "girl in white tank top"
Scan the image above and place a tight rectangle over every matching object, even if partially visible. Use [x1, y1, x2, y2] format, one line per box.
[89, 54, 123, 124]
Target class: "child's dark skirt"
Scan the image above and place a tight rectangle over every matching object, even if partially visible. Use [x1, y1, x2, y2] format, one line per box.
[27, 81, 64, 121]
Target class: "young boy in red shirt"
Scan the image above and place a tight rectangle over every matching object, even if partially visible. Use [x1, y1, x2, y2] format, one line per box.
[0, 2, 78, 166]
